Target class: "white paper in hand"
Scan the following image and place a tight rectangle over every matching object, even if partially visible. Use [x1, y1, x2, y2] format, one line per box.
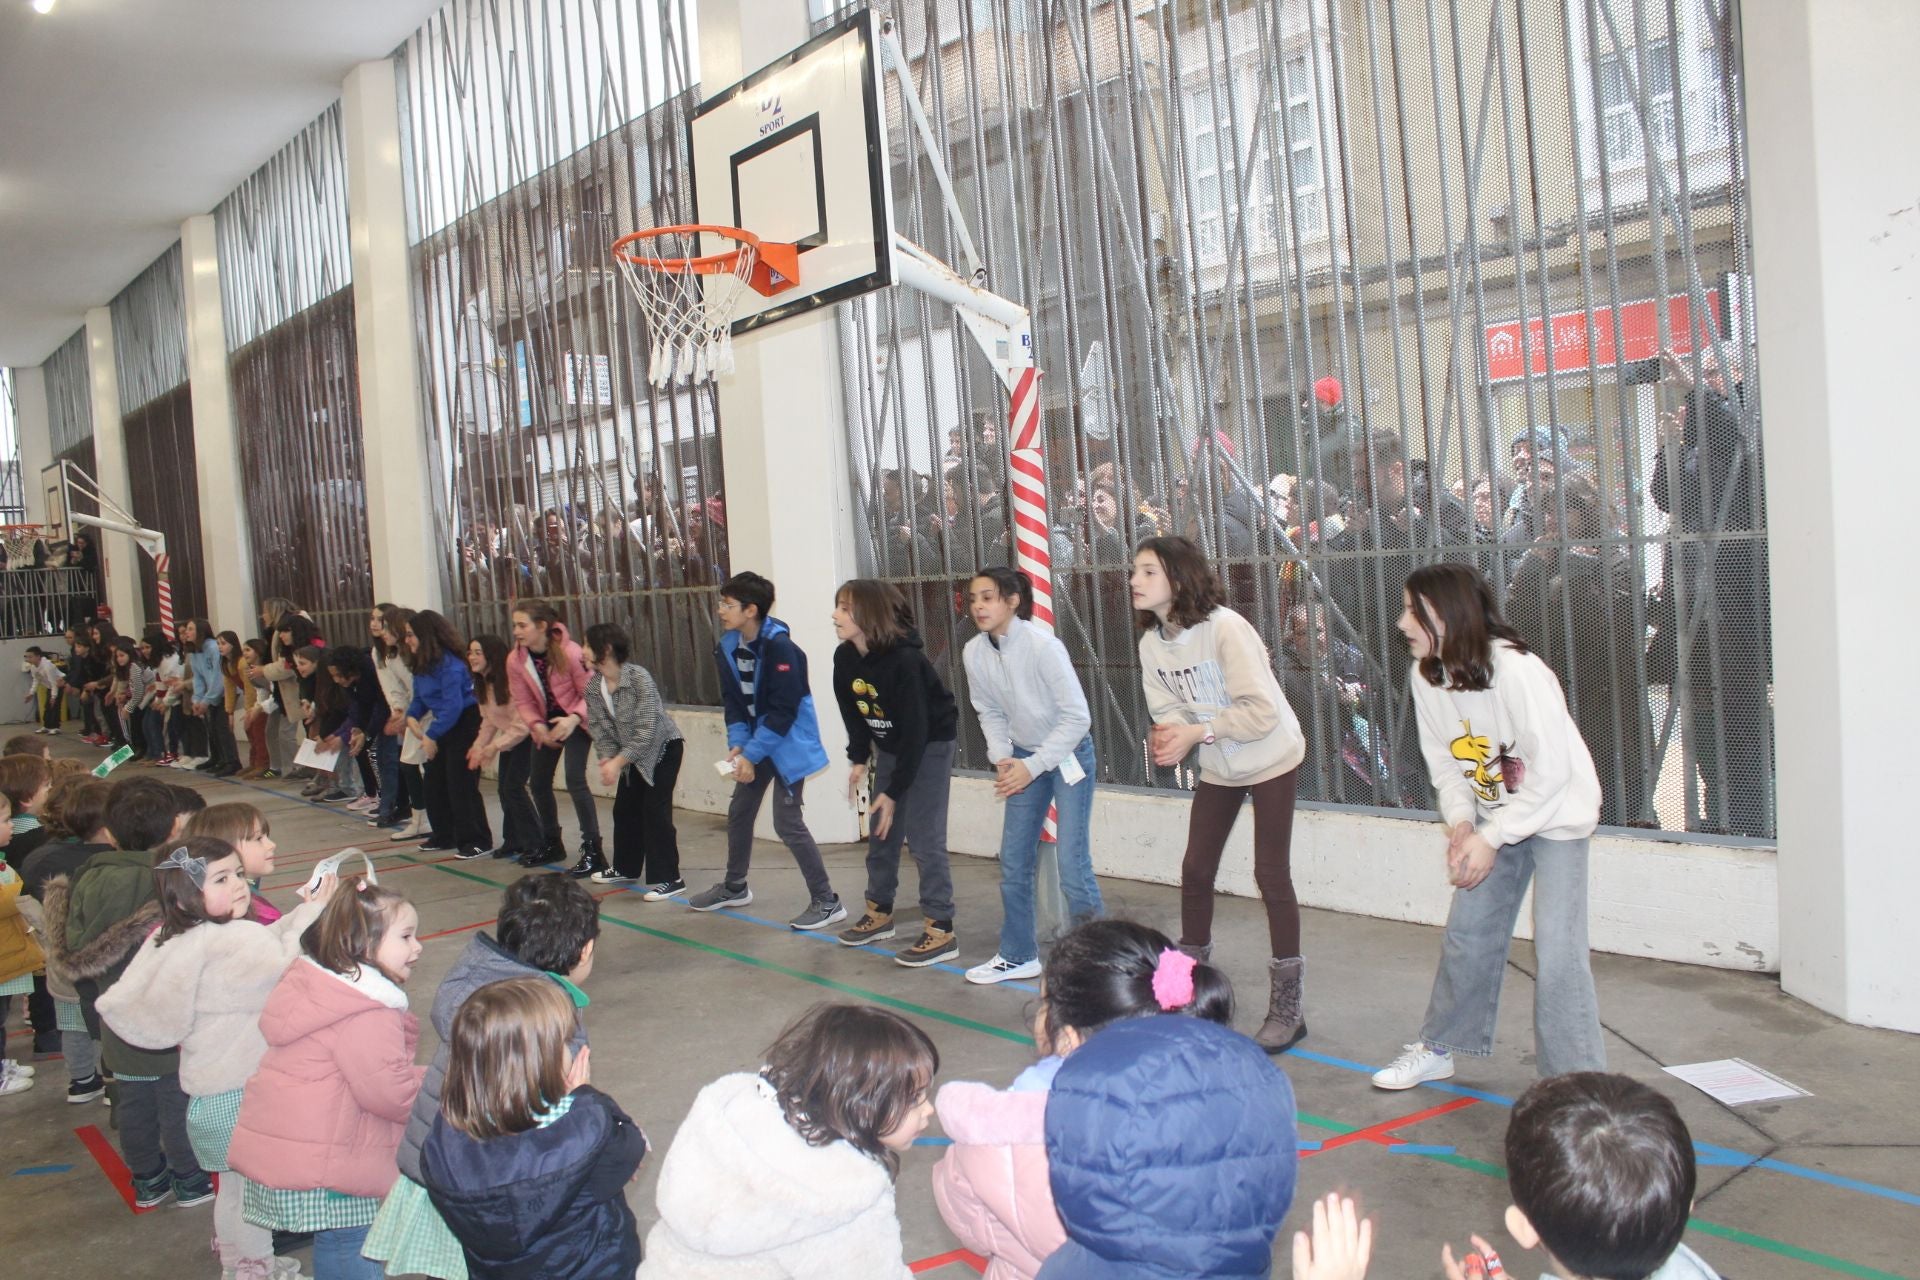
[714, 759, 737, 777]
[295, 738, 341, 772]
[302, 848, 379, 900]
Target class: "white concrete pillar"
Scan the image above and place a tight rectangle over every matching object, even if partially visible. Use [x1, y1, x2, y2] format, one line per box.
[11, 366, 53, 527]
[1745, 0, 1920, 1031]
[83, 307, 142, 629]
[342, 59, 443, 613]
[179, 214, 255, 628]
[700, 0, 863, 844]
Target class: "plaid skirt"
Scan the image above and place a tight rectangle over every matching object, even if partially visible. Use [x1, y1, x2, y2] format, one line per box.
[244, 1180, 381, 1233]
[364, 1175, 468, 1280]
[185, 1089, 244, 1173]
[0, 972, 32, 998]
[54, 996, 87, 1033]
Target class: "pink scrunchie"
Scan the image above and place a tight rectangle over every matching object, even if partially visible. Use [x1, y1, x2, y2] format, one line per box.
[1151, 947, 1197, 1011]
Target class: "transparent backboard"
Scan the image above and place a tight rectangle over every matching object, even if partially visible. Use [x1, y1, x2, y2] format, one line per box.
[688, 7, 895, 335]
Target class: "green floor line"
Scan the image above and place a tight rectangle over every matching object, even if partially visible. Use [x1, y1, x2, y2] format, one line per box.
[406, 856, 1904, 1280]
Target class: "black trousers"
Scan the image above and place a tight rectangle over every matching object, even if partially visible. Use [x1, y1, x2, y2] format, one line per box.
[611, 740, 683, 881]
[423, 706, 491, 849]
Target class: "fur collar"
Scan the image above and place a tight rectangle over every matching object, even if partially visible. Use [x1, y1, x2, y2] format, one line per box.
[303, 955, 410, 1009]
[41, 874, 161, 982]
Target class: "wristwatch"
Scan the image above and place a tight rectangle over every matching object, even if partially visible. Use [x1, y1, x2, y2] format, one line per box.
[1201, 727, 1216, 746]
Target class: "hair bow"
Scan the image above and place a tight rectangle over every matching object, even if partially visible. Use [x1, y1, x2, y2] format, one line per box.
[161, 845, 207, 888]
[1152, 947, 1197, 1011]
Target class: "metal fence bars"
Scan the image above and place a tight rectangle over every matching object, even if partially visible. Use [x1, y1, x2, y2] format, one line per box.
[830, 0, 1770, 839]
[398, 0, 729, 704]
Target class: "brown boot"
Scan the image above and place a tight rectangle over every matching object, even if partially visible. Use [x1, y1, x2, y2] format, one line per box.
[1253, 956, 1307, 1054]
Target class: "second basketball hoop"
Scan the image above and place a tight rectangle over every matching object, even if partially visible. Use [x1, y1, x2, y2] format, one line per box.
[611, 225, 800, 388]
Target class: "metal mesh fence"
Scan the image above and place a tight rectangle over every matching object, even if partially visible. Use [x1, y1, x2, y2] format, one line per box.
[216, 106, 376, 642]
[828, 0, 1770, 839]
[398, 0, 728, 705]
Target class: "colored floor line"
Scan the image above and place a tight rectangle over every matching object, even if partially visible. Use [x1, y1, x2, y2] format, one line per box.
[261, 852, 459, 894]
[398, 856, 1911, 1280]
[639, 891, 1040, 992]
[908, 1249, 988, 1274]
[73, 1124, 138, 1213]
[1300, 1096, 1479, 1159]
[13, 1163, 74, 1175]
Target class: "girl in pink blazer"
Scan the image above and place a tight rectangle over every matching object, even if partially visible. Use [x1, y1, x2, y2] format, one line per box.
[465, 634, 531, 862]
[930, 920, 1233, 1280]
[504, 600, 603, 875]
[228, 883, 427, 1280]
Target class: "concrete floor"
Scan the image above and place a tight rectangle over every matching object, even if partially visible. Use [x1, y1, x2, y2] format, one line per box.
[3, 737, 1915, 1280]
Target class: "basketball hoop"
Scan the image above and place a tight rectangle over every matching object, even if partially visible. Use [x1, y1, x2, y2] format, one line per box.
[0, 524, 44, 568]
[611, 225, 800, 388]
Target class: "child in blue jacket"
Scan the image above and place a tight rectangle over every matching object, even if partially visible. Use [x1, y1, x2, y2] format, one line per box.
[689, 572, 845, 931]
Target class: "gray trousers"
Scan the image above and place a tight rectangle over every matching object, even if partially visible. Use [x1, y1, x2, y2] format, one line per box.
[725, 769, 833, 902]
[863, 740, 956, 923]
[265, 707, 295, 774]
[118, 1073, 204, 1184]
[1420, 833, 1606, 1076]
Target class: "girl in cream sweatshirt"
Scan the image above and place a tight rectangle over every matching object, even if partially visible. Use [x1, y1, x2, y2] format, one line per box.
[1132, 536, 1309, 1053]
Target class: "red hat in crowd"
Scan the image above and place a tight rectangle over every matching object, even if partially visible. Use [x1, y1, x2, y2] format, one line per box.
[1312, 375, 1343, 407]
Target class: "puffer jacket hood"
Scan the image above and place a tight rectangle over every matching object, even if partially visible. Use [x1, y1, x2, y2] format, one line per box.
[1039, 1016, 1298, 1280]
[931, 1081, 1065, 1280]
[421, 1086, 646, 1280]
[397, 932, 588, 1183]
[639, 1072, 913, 1278]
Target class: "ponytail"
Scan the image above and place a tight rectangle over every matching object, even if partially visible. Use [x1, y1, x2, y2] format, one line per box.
[970, 566, 1035, 621]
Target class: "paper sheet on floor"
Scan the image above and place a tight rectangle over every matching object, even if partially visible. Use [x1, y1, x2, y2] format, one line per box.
[1663, 1058, 1811, 1106]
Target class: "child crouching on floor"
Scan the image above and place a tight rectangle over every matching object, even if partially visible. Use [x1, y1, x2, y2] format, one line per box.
[1444, 1072, 1722, 1280]
[639, 1003, 938, 1278]
[367, 874, 601, 1280]
[421, 978, 645, 1279]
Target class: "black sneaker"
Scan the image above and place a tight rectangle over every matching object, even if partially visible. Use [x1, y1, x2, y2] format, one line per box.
[419, 837, 456, 852]
[517, 847, 564, 868]
[488, 844, 523, 861]
[66, 1074, 105, 1104]
[454, 845, 489, 861]
[131, 1167, 173, 1209]
[172, 1172, 215, 1208]
[318, 790, 352, 803]
[640, 878, 687, 901]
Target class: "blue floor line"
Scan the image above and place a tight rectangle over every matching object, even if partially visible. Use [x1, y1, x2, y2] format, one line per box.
[1388, 1144, 1456, 1156]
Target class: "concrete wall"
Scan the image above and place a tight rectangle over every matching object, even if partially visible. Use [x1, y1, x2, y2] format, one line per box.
[657, 705, 1777, 973]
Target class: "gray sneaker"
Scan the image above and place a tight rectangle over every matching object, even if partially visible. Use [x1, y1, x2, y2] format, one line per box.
[788, 895, 848, 931]
[687, 882, 753, 912]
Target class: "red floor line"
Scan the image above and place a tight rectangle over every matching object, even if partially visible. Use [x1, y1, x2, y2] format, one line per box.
[1304, 1096, 1481, 1158]
[417, 887, 628, 943]
[74, 1123, 140, 1213]
[909, 1249, 988, 1274]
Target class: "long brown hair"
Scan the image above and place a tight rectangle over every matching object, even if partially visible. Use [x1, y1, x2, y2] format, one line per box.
[470, 634, 513, 706]
[406, 610, 464, 674]
[512, 598, 574, 675]
[1404, 562, 1531, 691]
[302, 881, 412, 984]
[760, 1003, 939, 1178]
[834, 579, 915, 652]
[440, 978, 579, 1140]
[1133, 536, 1226, 630]
[373, 603, 414, 661]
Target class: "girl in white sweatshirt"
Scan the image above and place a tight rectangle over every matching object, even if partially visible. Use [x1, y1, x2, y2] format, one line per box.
[97, 837, 337, 1280]
[1372, 562, 1605, 1092]
[1131, 536, 1309, 1053]
[959, 567, 1103, 987]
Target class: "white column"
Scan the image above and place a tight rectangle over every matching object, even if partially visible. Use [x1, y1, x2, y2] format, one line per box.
[11, 366, 53, 527]
[342, 59, 443, 613]
[1745, 0, 1920, 1031]
[179, 214, 255, 627]
[83, 307, 142, 628]
[700, 0, 863, 843]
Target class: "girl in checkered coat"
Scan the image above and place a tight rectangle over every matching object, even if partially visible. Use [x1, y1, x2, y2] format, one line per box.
[98, 838, 339, 1280]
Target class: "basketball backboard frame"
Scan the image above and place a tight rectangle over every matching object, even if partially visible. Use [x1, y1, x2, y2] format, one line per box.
[687, 7, 895, 336]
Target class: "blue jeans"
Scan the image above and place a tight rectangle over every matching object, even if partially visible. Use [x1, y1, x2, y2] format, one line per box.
[312, 1224, 381, 1280]
[142, 707, 166, 759]
[997, 737, 1103, 964]
[1419, 834, 1606, 1076]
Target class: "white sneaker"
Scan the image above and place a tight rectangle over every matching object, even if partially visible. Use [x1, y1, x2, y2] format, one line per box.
[0, 1062, 34, 1096]
[1371, 1042, 1455, 1090]
[7, 1062, 34, 1077]
[965, 954, 1043, 985]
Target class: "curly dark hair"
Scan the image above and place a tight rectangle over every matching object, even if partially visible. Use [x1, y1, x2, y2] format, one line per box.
[760, 1004, 938, 1178]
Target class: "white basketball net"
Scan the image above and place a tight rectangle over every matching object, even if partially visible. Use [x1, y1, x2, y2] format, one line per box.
[0, 527, 42, 567]
[615, 230, 759, 388]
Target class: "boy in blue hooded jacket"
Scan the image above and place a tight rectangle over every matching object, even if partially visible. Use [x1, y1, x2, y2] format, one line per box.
[689, 572, 846, 931]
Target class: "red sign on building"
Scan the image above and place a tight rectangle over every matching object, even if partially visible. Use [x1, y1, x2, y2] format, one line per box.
[1484, 290, 1722, 383]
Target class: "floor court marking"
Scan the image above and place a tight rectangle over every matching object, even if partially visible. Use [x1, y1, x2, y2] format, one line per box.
[908, 1249, 987, 1274]
[1300, 1096, 1480, 1159]
[13, 1163, 74, 1175]
[73, 1124, 138, 1213]
[392, 855, 1913, 1279]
